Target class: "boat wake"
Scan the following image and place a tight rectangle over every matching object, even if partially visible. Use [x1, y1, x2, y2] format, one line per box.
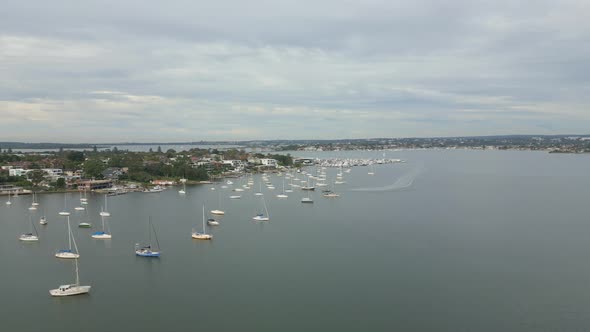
[349, 164, 424, 192]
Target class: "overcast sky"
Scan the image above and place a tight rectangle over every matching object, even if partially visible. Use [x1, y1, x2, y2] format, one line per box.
[1, 0, 589, 142]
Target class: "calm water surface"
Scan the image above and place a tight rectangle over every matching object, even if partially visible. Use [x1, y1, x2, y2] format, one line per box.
[2, 150, 590, 331]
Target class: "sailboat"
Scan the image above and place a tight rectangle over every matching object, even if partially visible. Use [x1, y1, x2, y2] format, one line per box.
[210, 190, 225, 215]
[277, 179, 288, 198]
[301, 189, 314, 203]
[5, 190, 12, 205]
[49, 254, 90, 296]
[255, 181, 263, 196]
[32, 192, 40, 206]
[78, 209, 92, 228]
[135, 218, 161, 257]
[207, 216, 220, 226]
[301, 176, 315, 191]
[192, 205, 212, 240]
[40, 215, 48, 225]
[178, 181, 186, 194]
[99, 195, 111, 217]
[91, 215, 111, 239]
[368, 164, 375, 175]
[56, 216, 80, 259]
[19, 216, 39, 241]
[80, 190, 88, 203]
[28, 193, 38, 210]
[59, 194, 70, 216]
[252, 196, 270, 221]
[323, 180, 341, 198]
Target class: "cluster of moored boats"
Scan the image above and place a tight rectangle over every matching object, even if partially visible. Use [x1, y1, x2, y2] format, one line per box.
[6, 164, 384, 297]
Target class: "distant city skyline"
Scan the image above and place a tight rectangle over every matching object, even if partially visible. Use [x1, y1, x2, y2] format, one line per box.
[1, 0, 589, 143]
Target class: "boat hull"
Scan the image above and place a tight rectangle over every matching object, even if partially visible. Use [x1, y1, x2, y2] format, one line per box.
[55, 252, 80, 259]
[191, 233, 212, 240]
[135, 250, 161, 257]
[49, 285, 91, 297]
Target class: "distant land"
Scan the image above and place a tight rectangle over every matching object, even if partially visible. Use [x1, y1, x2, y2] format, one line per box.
[1, 135, 590, 153]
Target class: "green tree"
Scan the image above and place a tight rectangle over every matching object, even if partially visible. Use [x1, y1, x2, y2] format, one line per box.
[28, 170, 46, 187]
[55, 177, 66, 189]
[157, 146, 162, 153]
[67, 151, 85, 162]
[84, 159, 106, 179]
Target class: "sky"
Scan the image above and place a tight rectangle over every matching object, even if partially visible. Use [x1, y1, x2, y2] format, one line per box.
[1, 0, 589, 142]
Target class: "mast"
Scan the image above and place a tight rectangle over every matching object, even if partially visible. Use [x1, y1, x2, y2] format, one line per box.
[74, 257, 80, 286]
[104, 195, 108, 212]
[101, 215, 105, 232]
[263, 197, 270, 218]
[67, 216, 72, 250]
[151, 219, 161, 251]
[202, 205, 206, 233]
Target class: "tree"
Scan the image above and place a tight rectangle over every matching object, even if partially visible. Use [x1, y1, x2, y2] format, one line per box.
[55, 177, 66, 189]
[157, 146, 162, 153]
[93, 145, 98, 153]
[28, 170, 46, 187]
[67, 151, 85, 162]
[149, 148, 153, 153]
[84, 159, 106, 179]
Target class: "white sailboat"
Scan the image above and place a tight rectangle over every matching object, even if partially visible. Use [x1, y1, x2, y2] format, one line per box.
[79, 190, 88, 203]
[40, 215, 48, 225]
[276, 179, 288, 198]
[252, 196, 270, 221]
[91, 215, 111, 239]
[210, 190, 225, 215]
[32, 192, 40, 206]
[255, 181, 263, 196]
[99, 195, 111, 217]
[19, 216, 39, 241]
[5, 190, 12, 205]
[59, 194, 70, 216]
[301, 189, 314, 203]
[135, 218, 161, 257]
[56, 216, 80, 259]
[368, 164, 375, 175]
[229, 195, 241, 199]
[49, 255, 90, 296]
[178, 181, 186, 194]
[192, 205, 212, 240]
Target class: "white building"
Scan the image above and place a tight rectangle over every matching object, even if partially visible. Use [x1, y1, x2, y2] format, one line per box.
[260, 159, 278, 167]
[9, 168, 29, 177]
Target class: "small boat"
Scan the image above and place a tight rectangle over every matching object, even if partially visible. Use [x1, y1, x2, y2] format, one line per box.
[74, 207, 85, 211]
[192, 205, 212, 240]
[28, 206, 37, 211]
[255, 182, 263, 196]
[323, 192, 340, 198]
[135, 218, 161, 257]
[301, 190, 314, 203]
[99, 195, 111, 217]
[31, 192, 40, 206]
[235, 188, 245, 192]
[226, 180, 233, 185]
[56, 216, 80, 259]
[276, 179, 288, 198]
[230, 195, 241, 199]
[81, 201, 89, 205]
[49, 257, 90, 296]
[19, 216, 39, 242]
[252, 197, 270, 221]
[207, 218, 220, 226]
[59, 194, 70, 216]
[40, 216, 48, 225]
[5, 191, 12, 205]
[210, 209, 225, 215]
[78, 222, 92, 228]
[145, 185, 165, 193]
[91, 216, 111, 239]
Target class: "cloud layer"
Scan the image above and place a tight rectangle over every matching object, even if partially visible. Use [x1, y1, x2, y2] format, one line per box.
[1, 0, 589, 142]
